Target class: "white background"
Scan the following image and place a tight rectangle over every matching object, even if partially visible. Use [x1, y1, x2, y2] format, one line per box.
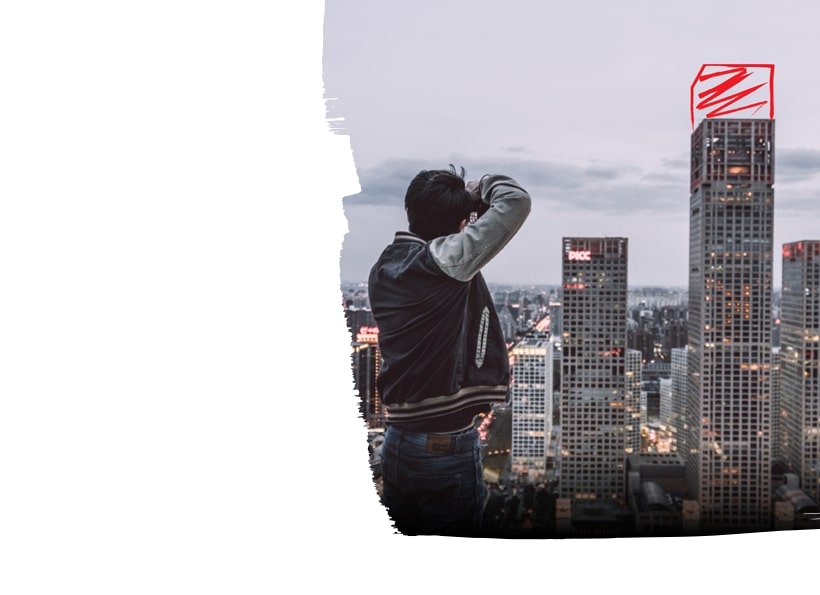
[0, 2, 815, 593]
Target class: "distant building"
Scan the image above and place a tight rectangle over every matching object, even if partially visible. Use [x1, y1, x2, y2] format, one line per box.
[627, 324, 655, 363]
[779, 240, 820, 503]
[559, 237, 634, 501]
[641, 361, 670, 425]
[666, 348, 688, 455]
[496, 306, 516, 343]
[642, 361, 671, 381]
[658, 377, 673, 452]
[659, 376, 672, 423]
[626, 452, 687, 535]
[350, 326, 384, 429]
[661, 307, 688, 359]
[510, 336, 553, 483]
[626, 349, 642, 458]
[772, 473, 820, 529]
[343, 306, 376, 343]
[771, 347, 781, 463]
[548, 299, 562, 338]
[627, 303, 688, 363]
[564, 499, 633, 538]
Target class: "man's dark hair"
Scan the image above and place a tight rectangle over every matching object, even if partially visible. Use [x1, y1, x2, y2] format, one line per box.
[404, 165, 473, 241]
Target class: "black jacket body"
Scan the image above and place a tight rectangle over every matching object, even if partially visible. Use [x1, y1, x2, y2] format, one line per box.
[367, 174, 531, 434]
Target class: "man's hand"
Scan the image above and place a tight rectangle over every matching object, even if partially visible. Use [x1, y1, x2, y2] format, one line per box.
[466, 179, 489, 218]
[466, 179, 481, 203]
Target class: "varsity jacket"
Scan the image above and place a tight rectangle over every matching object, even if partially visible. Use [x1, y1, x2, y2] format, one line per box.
[368, 174, 531, 433]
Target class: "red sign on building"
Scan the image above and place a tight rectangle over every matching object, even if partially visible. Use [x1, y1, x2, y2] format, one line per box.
[567, 250, 592, 262]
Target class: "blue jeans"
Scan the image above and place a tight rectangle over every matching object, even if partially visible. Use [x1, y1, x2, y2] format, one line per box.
[380, 425, 488, 537]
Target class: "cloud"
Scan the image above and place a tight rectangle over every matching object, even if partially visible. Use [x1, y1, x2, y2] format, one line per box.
[583, 166, 622, 180]
[661, 156, 690, 170]
[343, 156, 588, 206]
[343, 154, 692, 216]
[776, 148, 820, 182]
[547, 178, 684, 215]
[776, 187, 820, 214]
[651, 148, 820, 184]
[640, 156, 689, 185]
[342, 158, 429, 206]
[641, 171, 687, 184]
[341, 146, 820, 219]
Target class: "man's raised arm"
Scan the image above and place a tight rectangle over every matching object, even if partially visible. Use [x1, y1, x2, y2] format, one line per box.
[429, 174, 531, 282]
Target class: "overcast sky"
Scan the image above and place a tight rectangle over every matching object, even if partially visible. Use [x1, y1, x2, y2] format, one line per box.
[324, 0, 820, 287]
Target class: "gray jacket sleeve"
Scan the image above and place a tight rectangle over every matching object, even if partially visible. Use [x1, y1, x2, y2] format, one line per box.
[428, 174, 531, 282]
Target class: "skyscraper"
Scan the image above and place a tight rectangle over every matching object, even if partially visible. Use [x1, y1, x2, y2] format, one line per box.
[351, 325, 384, 429]
[668, 347, 688, 455]
[686, 118, 775, 531]
[560, 237, 636, 501]
[626, 348, 642, 452]
[779, 240, 820, 503]
[510, 335, 553, 483]
[771, 346, 781, 463]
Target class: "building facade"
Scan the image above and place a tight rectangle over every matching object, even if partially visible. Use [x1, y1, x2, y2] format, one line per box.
[510, 336, 553, 483]
[560, 237, 635, 501]
[686, 118, 775, 531]
[667, 347, 688, 455]
[351, 325, 384, 430]
[626, 349, 643, 455]
[771, 347, 781, 463]
[779, 240, 820, 503]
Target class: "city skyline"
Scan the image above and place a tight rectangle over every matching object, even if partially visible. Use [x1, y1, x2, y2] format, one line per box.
[325, 1, 820, 288]
[343, 112, 820, 534]
[347, 182, 819, 534]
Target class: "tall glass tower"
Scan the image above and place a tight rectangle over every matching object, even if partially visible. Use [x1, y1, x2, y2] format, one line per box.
[686, 118, 775, 531]
[779, 240, 820, 504]
[560, 237, 635, 501]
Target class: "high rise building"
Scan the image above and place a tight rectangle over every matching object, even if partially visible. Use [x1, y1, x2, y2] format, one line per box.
[771, 347, 781, 463]
[351, 325, 384, 429]
[344, 306, 376, 343]
[510, 335, 553, 483]
[560, 237, 636, 501]
[667, 347, 688, 455]
[626, 349, 642, 454]
[658, 377, 673, 452]
[779, 240, 820, 503]
[686, 118, 775, 531]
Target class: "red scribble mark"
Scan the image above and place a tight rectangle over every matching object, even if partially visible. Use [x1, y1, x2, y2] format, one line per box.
[690, 64, 775, 129]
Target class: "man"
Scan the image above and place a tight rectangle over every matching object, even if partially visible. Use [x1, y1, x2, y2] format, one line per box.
[368, 165, 531, 536]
